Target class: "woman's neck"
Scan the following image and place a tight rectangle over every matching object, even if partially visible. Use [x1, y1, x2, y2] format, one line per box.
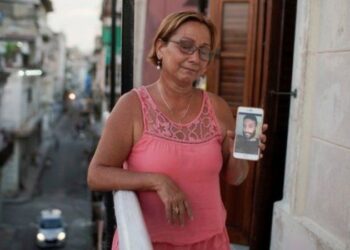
[155, 78, 195, 121]
[157, 76, 194, 98]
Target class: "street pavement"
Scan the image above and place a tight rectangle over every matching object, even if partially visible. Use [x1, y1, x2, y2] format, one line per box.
[0, 108, 95, 250]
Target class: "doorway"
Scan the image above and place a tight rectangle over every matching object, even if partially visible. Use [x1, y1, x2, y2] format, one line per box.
[206, 0, 297, 249]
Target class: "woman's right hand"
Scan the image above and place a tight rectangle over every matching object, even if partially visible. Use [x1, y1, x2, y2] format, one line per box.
[154, 174, 193, 226]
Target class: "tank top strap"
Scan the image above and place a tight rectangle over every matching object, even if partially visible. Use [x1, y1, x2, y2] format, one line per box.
[202, 91, 223, 139]
[133, 86, 156, 133]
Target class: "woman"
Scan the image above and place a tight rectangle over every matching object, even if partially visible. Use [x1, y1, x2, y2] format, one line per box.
[87, 11, 267, 250]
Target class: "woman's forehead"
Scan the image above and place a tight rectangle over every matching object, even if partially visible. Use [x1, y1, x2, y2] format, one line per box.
[172, 21, 211, 43]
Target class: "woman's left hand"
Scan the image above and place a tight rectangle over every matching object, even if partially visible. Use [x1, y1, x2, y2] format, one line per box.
[258, 124, 268, 158]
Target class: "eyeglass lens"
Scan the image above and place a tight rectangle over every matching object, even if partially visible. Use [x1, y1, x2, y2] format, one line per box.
[173, 40, 212, 61]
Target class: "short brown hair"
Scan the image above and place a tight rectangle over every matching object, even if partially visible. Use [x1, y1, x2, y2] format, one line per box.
[147, 11, 216, 66]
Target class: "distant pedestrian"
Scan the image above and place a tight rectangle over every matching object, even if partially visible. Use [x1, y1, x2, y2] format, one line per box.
[44, 157, 52, 168]
[54, 135, 60, 150]
[75, 121, 82, 136]
[31, 149, 41, 167]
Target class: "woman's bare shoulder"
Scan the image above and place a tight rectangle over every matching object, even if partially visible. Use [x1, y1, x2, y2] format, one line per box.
[110, 89, 141, 116]
[206, 91, 234, 128]
[206, 91, 231, 114]
[116, 89, 140, 107]
[103, 89, 142, 134]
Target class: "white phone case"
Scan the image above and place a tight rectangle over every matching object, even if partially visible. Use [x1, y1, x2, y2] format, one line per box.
[233, 106, 264, 161]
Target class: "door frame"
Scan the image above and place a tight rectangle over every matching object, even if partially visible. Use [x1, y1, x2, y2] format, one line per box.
[206, 0, 297, 248]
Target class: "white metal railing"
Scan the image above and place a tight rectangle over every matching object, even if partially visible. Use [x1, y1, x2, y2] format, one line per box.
[114, 191, 153, 250]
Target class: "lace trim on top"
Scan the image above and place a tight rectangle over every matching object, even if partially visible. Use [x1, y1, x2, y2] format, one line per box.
[135, 86, 222, 144]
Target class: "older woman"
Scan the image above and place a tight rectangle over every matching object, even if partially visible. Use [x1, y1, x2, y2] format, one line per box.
[87, 11, 267, 250]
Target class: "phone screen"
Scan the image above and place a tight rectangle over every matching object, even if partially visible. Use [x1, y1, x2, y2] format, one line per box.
[233, 107, 264, 161]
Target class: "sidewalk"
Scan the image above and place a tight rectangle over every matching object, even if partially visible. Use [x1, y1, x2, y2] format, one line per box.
[0, 224, 16, 249]
[2, 113, 68, 204]
[2, 136, 54, 204]
[0, 137, 54, 250]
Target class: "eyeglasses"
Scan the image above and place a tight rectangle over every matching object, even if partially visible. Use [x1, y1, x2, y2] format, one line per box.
[167, 39, 212, 61]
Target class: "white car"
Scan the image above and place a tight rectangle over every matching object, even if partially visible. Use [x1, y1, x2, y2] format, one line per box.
[36, 209, 66, 248]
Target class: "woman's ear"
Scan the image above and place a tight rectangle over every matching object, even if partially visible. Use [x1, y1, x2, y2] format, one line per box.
[155, 39, 165, 59]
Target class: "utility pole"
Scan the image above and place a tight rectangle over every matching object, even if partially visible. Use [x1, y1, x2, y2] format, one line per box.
[109, 0, 117, 111]
[104, 2, 117, 249]
[121, 0, 134, 94]
[104, 0, 134, 249]
[198, 0, 208, 14]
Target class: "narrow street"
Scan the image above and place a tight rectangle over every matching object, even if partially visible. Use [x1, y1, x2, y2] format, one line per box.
[0, 106, 94, 250]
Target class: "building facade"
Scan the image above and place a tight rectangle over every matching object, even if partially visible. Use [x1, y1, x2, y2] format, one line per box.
[270, 0, 350, 249]
[0, 0, 54, 197]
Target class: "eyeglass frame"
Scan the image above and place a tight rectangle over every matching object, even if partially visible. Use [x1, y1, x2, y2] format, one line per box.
[165, 39, 213, 62]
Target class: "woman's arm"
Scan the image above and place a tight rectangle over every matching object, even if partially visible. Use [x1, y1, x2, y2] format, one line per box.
[219, 99, 250, 185]
[221, 130, 250, 185]
[87, 90, 192, 224]
[87, 91, 159, 191]
[208, 93, 267, 185]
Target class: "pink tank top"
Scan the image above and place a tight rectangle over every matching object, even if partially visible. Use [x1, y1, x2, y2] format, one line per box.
[128, 86, 227, 244]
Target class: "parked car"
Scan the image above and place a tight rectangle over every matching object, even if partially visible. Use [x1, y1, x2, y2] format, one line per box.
[36, 209, 66, 248]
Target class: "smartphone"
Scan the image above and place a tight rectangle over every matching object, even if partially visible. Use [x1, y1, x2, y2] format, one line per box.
[233, 106, 264, 161]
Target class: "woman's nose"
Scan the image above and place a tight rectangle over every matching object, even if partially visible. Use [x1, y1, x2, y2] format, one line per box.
[188, 49, 201, 63]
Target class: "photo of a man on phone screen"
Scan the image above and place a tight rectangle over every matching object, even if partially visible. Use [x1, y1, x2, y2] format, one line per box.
[235, 114, 260, 155]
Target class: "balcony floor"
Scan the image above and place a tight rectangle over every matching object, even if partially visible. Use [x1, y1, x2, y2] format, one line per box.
[232, 244, 249, 250]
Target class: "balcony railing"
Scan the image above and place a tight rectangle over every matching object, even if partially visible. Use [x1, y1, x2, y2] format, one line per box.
[113, 191, 153, 250]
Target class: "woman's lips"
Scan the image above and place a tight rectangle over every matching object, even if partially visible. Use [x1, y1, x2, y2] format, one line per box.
[182, 67, 197, 73]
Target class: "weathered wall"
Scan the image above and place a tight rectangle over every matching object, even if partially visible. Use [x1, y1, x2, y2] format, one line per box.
[271, 0, 350, 249]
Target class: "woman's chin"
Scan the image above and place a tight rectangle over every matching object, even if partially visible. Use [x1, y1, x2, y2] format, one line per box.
[177, 74, 198, 85]
[178, 77, 196, 86]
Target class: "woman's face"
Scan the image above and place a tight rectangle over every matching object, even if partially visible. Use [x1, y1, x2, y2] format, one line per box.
[157, 21, 212, 86]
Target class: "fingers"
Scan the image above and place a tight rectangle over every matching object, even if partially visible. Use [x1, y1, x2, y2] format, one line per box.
[262, 123, 268, 132]
[165, 203, 172, 224]
[259, 123, 268, 147]
[258, 123, 268, 159]
[177, 202, 186, 226]
[156, 175, 193, 226]
[227, 130, 235, 154]
[259, 142, 266, 151]
[259, 133, 267, 144]
[184, 201, 193, 220]
[170, 200, 192, 226]
[226, 129, 235, 139]
[170, 204, 179, 225]
[171, 203, 184, 226]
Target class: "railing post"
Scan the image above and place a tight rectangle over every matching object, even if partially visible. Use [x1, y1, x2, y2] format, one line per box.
[121, 0, 134, 93]
[104, 0, 118, 248]
[114, 191, 153, 250]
